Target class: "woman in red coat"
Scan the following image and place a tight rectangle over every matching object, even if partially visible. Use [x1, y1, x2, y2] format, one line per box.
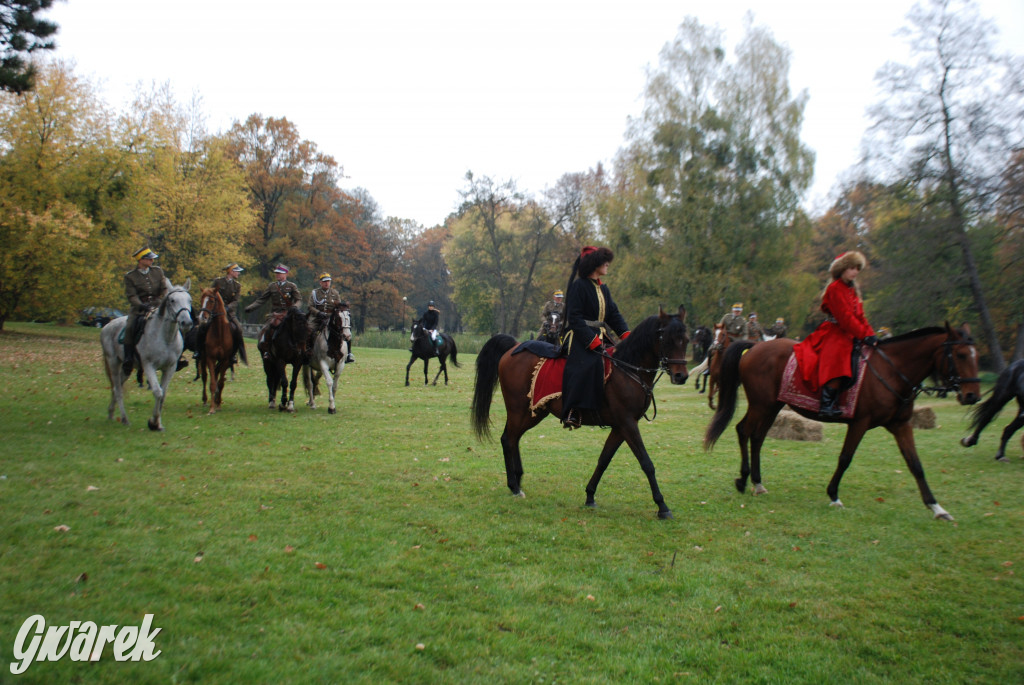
[792, 250, 877, 417]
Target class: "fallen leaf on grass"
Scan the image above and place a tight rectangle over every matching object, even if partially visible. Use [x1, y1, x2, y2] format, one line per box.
[714, 605, 723, 613]
[54, 525, 70, 532]
[194, 552, 204, 563]
[585, 595, 596, 601]
[284, 545, 295, 553]
[414, 603, 425, 610]
[315, 562, 327, 569]
[86, 485, 99, 492]
[247, 535, 258, 542]
[415, 643, 425, 651]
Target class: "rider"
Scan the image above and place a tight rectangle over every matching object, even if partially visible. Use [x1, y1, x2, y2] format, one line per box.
[420, 301, 442, 355]
[539, 290, 565, 341]
[719, 302, 748, 344]
[199, 263, 245, 365]
[561, 246, 630, 430]
[122, 246, 169, 375]
[308, 272, 342, 318]
[764, 317, 787, 339]
[746, 312, 764, 342]
[244, 264, 301, 360]
[792, 250, 877, 418]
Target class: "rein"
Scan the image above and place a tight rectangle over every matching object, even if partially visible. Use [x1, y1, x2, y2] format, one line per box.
[866, 338, 978, 405]
[595, 324, 688, 422]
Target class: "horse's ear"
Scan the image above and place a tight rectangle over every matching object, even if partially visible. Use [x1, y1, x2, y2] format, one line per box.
[677, 304, 686, 323]
[961, 322, 971, 336]
[658, 304, 667, 318]
[183, 277, 191, 292]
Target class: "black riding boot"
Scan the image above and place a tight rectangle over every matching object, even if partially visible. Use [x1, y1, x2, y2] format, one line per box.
[122, 344, 135, 375]
[819, 385, 841, 418]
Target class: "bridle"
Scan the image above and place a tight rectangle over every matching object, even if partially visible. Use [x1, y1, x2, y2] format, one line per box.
[595, 319, 689, 421]
[867, 336, 979, 405]
[198, 294, 225, 323]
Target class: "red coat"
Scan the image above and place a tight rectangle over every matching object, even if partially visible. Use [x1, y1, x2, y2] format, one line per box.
[793, 279, 874, 390]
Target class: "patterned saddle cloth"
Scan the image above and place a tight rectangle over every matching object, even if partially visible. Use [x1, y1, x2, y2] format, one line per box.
[778, 347, 872, 419]
[526, 347, 614, 417]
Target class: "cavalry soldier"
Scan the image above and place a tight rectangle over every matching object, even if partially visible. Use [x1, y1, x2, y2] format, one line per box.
[419, 301, 442, 355]
[793, 250, 876, 417]
[746, 312, 764, 342]
[719, 302, 748, 344]
[122, 246, 169, 375]
[244, 264, 301, 359]
[764, 317, 787, 339]
[203, 263, 245, 364]
[539, 289, 565, 341]
[561, 246, 630, 429]
[308, 272, 342, 317]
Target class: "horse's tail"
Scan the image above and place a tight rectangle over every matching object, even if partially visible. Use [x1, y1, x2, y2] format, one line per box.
[448, 336, 461, 368]
[704, 341, 755, 450]
[967, 361, 1022, 432]
[471, 334, 518, 441]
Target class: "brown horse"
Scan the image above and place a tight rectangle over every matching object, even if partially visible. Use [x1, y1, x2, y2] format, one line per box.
[692, 323, 726, 407]
[704, 324, 981, 520]
[196, 287, 239, 413]
[471, 306, 690, 519]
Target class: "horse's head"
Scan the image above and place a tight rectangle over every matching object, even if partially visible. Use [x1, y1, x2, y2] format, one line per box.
[197, 287, 224, 324]
[940, 322, 981, 405]
[712, 323, 725, 344]
[161, 285, 194, 334]
[657, 304, 689, 385]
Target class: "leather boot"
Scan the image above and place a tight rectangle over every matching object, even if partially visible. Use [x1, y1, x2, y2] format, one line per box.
[122, 344, 135, 375]
[819, 385, 842, 418]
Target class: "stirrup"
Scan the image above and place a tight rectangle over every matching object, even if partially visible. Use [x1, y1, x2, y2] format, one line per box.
[563, 410, 582, 430]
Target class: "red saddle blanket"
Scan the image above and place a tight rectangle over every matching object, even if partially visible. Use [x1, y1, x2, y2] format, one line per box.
[528, 350, 613, 416]
[778, 348, 872, 419]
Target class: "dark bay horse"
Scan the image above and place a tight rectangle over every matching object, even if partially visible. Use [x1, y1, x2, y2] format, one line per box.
[961, 359, 1024, 461]
[704, 324, 981, 520]
[471, 306, 690, 519]
[691, 325, 713, 364]
[406, 319, 460, 386]
[197, 287, 245, 414]
[261, 307, 308, 412]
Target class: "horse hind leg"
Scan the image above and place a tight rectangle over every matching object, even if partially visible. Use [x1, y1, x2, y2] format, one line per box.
[995, 411, 1024, 462]
[499, 427, 526, 497]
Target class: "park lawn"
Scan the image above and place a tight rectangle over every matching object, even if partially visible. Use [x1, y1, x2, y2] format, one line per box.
[0, 322, 1021, 684]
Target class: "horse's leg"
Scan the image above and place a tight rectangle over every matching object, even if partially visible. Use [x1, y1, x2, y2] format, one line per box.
[422, 358, 429, 385]
[303, 365, 316, 409]
[405, 355, 415, 386]
[431, 357, 446, 386]
[287, 363, 300, 412]
[748, 402, 784, 495]
[826, 421, 870, 510]
[499, 427, 526, 497]
[584, 428, 625, 508]
[884, 421, 951, 520]
[108, 357, 130, 426]
[146, 364, 168, 432]
[320, 359, 336, 414]
[994, 408, 1024, 462]
[618, 421, 672, 519]
[734, 414, 751, 493]
[327, 360, 341, 415]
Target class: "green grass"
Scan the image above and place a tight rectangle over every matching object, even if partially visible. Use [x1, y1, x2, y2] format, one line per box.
[0, 322, 1021, 684]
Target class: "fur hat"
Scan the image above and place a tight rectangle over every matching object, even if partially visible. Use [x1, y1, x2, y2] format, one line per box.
[829, 251, 866, 279]
[578, 246, 614, 279]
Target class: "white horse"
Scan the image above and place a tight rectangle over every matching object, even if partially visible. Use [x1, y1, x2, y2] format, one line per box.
[303, 308, 349, 414]
[101, 279, 193, 430]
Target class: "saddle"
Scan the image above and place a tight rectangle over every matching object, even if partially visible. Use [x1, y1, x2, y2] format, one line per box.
[118, 308, 156, 346]
[779, 346, 873, 419]
[526, 346, 614, 417]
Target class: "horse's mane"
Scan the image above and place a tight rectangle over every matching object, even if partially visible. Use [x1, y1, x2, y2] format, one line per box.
[880, 326, 948, 346]
[614, 315, 667, 367]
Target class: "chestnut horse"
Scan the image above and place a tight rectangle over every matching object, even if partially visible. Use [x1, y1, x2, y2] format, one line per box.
[471, 306, 690, 519]
[691, 323, 726, 407]
[704, 324, 981, 520]
[196, 287, 242, 414]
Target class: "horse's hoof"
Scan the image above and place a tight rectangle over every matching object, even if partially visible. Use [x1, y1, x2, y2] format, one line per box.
[995, 455, 1009, 463]
[960, 436, 974, 447]
[935, 512, 955, 521]
[512, 490, 526, 499]
[207, 409, 216, 415]
[658, 509, 674, 520]
[584, 500, 597, 508]
[328, 407, 336, 415]
[734, 478, 747, 493]
[753, 483, 768, 495]
[268, 403, 276, 410]
[147, 419, 163, 432]
[829, 499, 845, 509]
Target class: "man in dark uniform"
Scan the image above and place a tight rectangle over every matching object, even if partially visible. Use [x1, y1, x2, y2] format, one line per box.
[746, 312, 764, 342]
[308, 273, 342, 318]
[419, 301, 441, 355]
[123, 247, 169, 375]
[244, 264, 301, 359]
[200, 263, 245, 364]
[719, 303, 748, 344]
[764, 317, 787, 339]
[539, 290, 564, 342]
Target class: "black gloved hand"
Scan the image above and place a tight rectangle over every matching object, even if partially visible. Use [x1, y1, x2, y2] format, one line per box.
[863, 335, 878, 347]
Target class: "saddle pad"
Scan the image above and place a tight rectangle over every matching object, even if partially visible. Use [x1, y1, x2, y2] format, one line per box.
[778, 348, 872, 419]
[528, 352, 613, 416]
[513, 339, 562, 358]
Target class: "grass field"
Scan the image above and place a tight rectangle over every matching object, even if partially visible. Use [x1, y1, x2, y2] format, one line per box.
[0, 323, 1021, 684]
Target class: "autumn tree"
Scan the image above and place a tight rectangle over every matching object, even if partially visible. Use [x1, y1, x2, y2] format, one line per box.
[603, 16, 814, 328]
[446, 172, 579, 335]
[225, 114, 344, 282]
[0, 60, 120, 329]
[866, 0, 1024, 370]
[1, 1, 58, 93]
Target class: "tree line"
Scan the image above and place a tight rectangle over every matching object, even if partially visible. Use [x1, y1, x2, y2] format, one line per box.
[1, 0, 1020, 368]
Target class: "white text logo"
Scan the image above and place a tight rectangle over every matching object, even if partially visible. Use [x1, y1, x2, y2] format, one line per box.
[9, 614, 162, 675]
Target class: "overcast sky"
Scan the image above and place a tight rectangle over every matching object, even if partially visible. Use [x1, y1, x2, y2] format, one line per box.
[46, 0, 1024, 227]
